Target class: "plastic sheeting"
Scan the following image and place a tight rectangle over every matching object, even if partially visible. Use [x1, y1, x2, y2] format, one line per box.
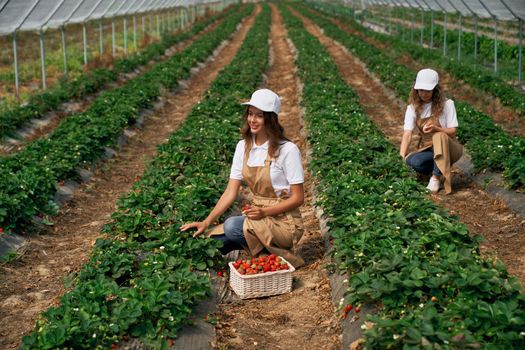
[364, 0, 525, 21]
[0, 0, 197, 35]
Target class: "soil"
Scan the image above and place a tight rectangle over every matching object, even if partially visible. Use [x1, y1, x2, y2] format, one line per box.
[295, 10, 525, 285]
[0, 16, 224, 156]
[214, 4, 342, 349]
[0, 8, 257, 350]
[326, 15, 525, 139]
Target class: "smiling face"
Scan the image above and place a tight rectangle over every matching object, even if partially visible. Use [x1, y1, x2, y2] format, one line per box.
[417, 89, 433, 103]
[247, 106, 266, 136]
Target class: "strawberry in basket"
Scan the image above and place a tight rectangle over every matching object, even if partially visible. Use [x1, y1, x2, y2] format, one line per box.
[232, 254, 289, 275]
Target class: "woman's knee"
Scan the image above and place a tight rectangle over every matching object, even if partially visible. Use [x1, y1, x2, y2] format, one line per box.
[432, 131, 448, 142]
[406, 152, 433, 174]
[223, 216, 245, 239]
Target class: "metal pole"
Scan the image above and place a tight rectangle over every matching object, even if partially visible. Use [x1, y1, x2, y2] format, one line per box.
[123, 17, 128, 54]
[388, 4, 392, 35]
[99, 20, 104, 54]
[410, 12, 414, 44]
[142, 15, 145, 42]
[12, 32, 20, 101]
[494, 19, 498, 73]
[112, 18, 116, 56]
[443, 12, 447, 56]
[40, 30, 47, 89]
[156, 14, 160, 37]
[472, 20, 479, 62]
[402, 9, 406, 41]
[83, 22, 88, 65]
[430, 11, 434, 48]
[518, 18, 523, 83]
[420, 11, 424, 46]
[133, 16, 137, 50]
[61, 26, 68, 76]
[458, 14, 462, 60]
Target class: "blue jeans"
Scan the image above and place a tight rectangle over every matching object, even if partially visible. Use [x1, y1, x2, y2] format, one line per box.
[406, 148, 442, 176]
[213, 216, 247, 254]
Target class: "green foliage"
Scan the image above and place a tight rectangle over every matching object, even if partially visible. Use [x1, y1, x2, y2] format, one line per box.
[281, 3, 525, 349]
[305, 2, 525, 189]
[21, 3, 271, 348]
[0, 7, 235, 141]
[0, 5, 251, 231]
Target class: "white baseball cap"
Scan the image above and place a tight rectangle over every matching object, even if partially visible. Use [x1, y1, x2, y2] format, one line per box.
[241, 89, 281, 114]
[414, 68, 439, 90]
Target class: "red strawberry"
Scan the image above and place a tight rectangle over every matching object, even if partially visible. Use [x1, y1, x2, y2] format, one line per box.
[345, 304, 353, 313]
[355, 306, 361, 313]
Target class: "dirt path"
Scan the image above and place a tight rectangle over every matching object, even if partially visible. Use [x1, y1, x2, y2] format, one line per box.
[215, 4, 342, 349]
[293, 11, 525, 286]
[0, 16, 225, 156]
[325, 14, 525, 139]
[0, 9, 258, 350]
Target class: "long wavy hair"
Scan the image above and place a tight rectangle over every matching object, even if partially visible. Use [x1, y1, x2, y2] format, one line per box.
[409, 84, 446, 125]
[241, 106, 289, 159]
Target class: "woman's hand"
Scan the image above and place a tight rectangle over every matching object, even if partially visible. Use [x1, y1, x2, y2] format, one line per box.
[243, 206, 266, 220]
[180, 221, 209, 237]
[422, 122, 434, 134]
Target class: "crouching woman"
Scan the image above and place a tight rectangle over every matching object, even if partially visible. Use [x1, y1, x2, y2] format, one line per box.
[399, 68, 463, 194]
[180, 89, 305, 268]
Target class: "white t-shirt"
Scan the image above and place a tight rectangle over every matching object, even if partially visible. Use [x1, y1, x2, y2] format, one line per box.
[403, 99, 459, 131]
[229, 139, 304, 196]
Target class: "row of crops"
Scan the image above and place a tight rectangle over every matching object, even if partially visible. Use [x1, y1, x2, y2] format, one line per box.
[5, 1, 525, 349]
[316, 4, 525, 116]
[282, 3, 525, 348]
[308, 2, 525, 190]
[0, 8, 231, 142]
[21, 3, 270, 348]
[0, 4, 251, 233]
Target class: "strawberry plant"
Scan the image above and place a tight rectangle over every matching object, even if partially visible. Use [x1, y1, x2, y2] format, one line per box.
[301, 3, 525, 189]
[0, 5, 253, 232]
[22, 4, 271, 348]
[0, 7, 237, 142]
[281, 4, 525, 348]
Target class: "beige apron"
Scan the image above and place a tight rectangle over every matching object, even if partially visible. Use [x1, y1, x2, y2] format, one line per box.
[409, 117, 463, 194]
[208, 145, 305, 267]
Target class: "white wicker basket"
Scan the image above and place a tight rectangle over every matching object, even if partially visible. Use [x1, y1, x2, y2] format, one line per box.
[228, 257, 295, 299]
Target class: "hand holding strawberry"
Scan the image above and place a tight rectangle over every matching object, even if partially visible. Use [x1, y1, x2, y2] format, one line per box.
[242, 204, 266, 220]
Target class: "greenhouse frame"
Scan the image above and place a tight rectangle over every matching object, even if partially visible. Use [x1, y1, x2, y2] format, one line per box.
[0, 0, 226, 98]
[339, 0, 525, 82]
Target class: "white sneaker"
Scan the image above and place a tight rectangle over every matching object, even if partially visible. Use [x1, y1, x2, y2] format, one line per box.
[426, 176, 441, 193]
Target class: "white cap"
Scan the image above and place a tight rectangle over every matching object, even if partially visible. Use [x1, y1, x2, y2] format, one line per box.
[241, 89, 281, 114]
[414, 68, 439, 90]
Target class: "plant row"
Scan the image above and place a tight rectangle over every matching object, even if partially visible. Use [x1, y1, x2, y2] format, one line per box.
[302, 3, 525, 189]
[315, 2, 525, 117]
[0, 7, 233, 142]
[0, 5, 252, 232]
[281, 4, 525, 349]
[21, 4, 271, 349]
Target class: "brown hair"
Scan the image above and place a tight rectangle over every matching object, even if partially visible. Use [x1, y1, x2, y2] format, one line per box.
[408, 84, 446, 124]
[240, 106, 289, 158]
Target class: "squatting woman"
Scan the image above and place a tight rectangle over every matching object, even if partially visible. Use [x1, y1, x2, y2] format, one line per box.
[399, 68, 463, 194]
[181, 89, 305, 267]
